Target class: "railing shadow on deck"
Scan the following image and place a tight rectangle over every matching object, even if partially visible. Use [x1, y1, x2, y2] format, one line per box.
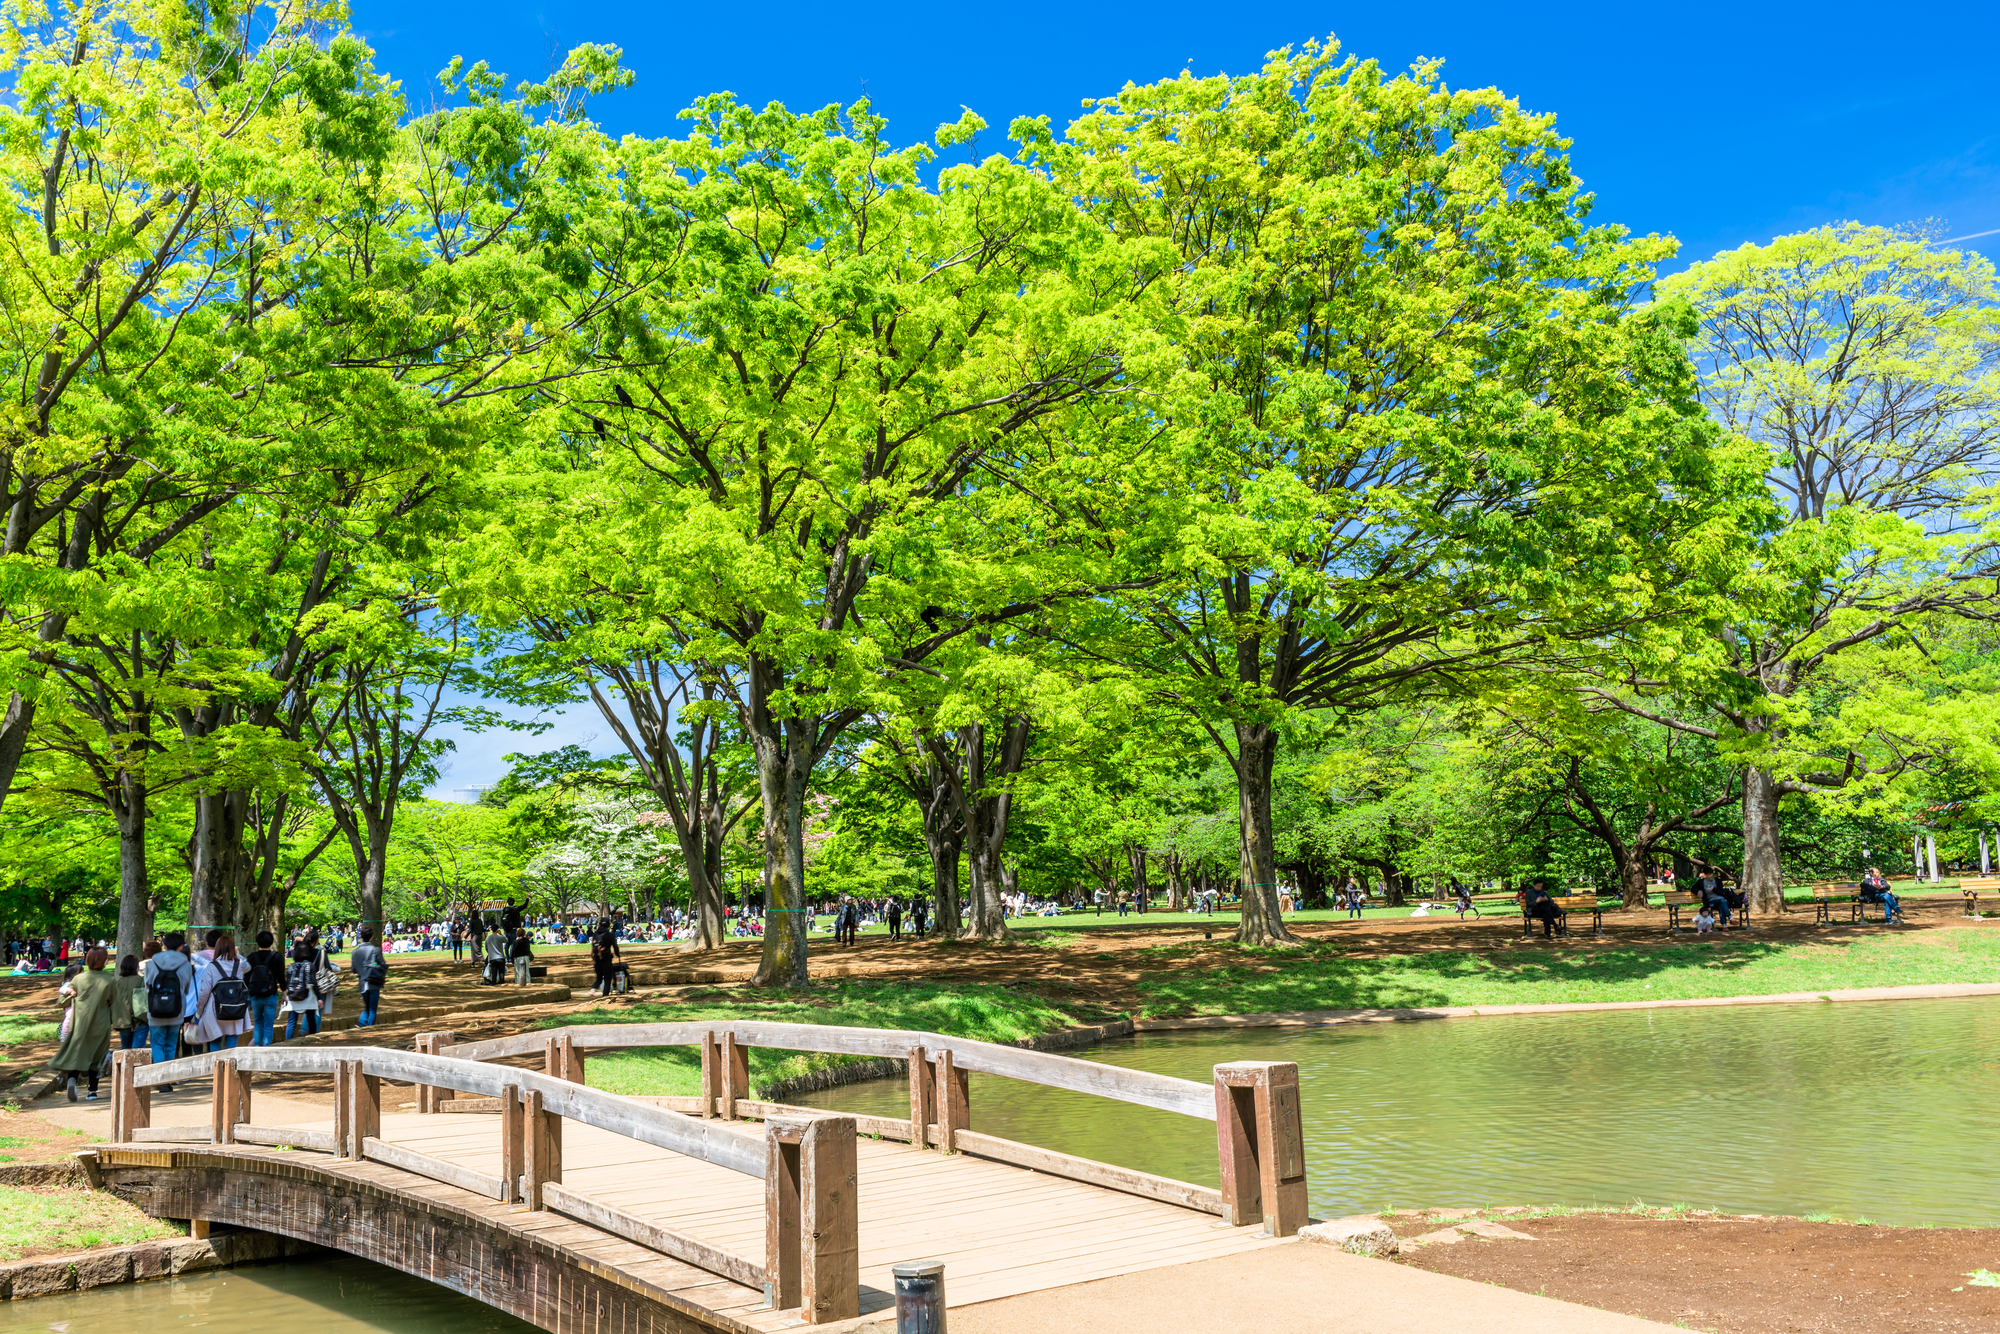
[111, 1020, 1309, 1326]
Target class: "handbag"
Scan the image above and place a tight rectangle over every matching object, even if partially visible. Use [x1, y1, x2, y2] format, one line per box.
[313, 950, 342, 999]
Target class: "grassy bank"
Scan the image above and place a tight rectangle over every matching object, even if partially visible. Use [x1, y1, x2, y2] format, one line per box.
[0, 1186, 177, 1260]
[547, 980, 1106, 1098]
[1134, 928, 2000, 1016]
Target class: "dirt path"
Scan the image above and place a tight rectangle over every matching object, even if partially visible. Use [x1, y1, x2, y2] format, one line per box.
[1384, 1208, 2000, 1333]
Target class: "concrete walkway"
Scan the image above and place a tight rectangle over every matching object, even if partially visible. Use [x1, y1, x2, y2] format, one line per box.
[927, 1241, 1680, 1333]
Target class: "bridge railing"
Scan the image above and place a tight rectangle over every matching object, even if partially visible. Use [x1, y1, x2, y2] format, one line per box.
[432, 1020, 1307, 1235]
[110, 1043, 846, 1318]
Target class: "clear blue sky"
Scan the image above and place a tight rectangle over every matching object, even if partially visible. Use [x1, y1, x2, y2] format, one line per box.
[403, 0, 2000, 797]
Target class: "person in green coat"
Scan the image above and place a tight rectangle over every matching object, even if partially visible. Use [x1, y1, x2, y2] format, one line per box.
[53, 947, 116, 1102]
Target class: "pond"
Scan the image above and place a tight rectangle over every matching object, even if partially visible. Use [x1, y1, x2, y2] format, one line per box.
[22, 1252, 534, 1333]
[798, 995, 2000, 1227]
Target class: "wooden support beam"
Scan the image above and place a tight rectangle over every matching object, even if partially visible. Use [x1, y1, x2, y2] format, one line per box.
[1212, 1061, 1307, 1237]
[934, 1048, 968, 1154]
[906, 1046, 932, 1152]
[764, 1115, 859, 1323]
[415, 1031, 458, 1112]
[721, 1032, 747, 1120]
[349, 1063, 382, 1157]
[333, 1060, 354, 1158]
[210, 1059, 237, 1144]
[542, 1032, 585, 1086]
[698, 1030, 721, 1118]
[500, 1083, 525, 1203]
[521, 1088, 562, 1210]
[111, 1049, 152, 1143]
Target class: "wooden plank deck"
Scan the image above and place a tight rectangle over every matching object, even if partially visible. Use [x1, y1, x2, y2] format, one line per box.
[299, 1109, 1284, 1329]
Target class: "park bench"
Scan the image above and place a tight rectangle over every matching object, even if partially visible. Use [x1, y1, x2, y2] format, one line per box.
[1521, 893, 1604, 938]
[1803, 882, 1862, 925]
[1660, 891, 1750, 931]
[1960, 877, 2000, 917]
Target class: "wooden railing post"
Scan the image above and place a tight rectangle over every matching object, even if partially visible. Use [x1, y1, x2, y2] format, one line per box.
[699, 1030, 721, 1118]
[1212, 1061, 1307, 1237]
[416, 1031, 458, 1111]
[500, 1082, 525, 1203]
[521, 1089, 562, 1209]
[934, 1048, 968, 1153]
[906, 1045, 933, 1150]
[722, 1032, 747, 1119]
[348, 1060, 381, 1158]
[111, 1049, 151, 1143]
[542, 1032, 585, 1085]
[764, 1115, 859, 1324]
[333, 1059, 355, 1158]
[210, 1058, 240, 1144]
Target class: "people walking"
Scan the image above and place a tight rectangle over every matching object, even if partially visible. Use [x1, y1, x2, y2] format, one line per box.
[510, 928, 534, 986]
[351, 926, 387, 1026]
[142, 933, 196, 1089]
[913, 899, 928, 937]
[112, 954, 146, 1052]
[888, 900, 903, 941]
[53, 947, 115, 1102]
[245, 931, 286, 1046]
[282, 930, 333, 1040]
[591, 926, 621, 996]
[192, 935, 253, 1052]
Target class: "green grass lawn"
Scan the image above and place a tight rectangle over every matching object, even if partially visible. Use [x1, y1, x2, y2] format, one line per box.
[0, 1015, 59, 1047]
[1133, 927, 2000, 1017]
[0, 1186, 177, 1259]
[548, 980, 1102, 1099]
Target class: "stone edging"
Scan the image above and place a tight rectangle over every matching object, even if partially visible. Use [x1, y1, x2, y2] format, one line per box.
[755, 1019, 1135, 1102]
[0, 1228, 320, 1301]
[1130, 981, 2000, 1032]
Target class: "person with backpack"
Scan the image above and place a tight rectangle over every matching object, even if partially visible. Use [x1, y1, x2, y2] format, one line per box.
[590, 926, 620, 996]
[509, 928, 534, 986]
[52, 947, 115, 1102]
[350, 926, 387, 1026]
[112, 954, 146, 1050]
[244, 931, 286, 1046]
[283, 930, 333, 1040]
[191, 934, 253, 1052]
[141, 932, 196, 1088]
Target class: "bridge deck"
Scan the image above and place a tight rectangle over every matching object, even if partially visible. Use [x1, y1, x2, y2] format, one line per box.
[152, 1109, 1284, 1329]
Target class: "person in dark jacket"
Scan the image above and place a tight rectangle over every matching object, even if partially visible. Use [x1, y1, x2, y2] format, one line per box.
[887, 900, 903, 941]
[509, 928, 535, 986]
[1860, 865, 1901, 924]
[350, 927, 387, 1027]
[1525, 881, 1559, 938]
[1694, 867, 1732, 925]
[590, 927, 620, 996]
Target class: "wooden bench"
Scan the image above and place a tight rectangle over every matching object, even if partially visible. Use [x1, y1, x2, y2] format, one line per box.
[1661, 891, 1753, 930]
[1961, 878, 2000, 917]
[1521, 894, 1604, 938]
[1803, 882, 1862, 925]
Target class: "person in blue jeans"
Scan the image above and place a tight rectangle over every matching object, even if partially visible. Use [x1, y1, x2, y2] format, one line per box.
[140, 932, 195, 1091]
[244, 930, 286, 1046]
[350, 926, 386, 1027]
[1861, 866, 1901, 923]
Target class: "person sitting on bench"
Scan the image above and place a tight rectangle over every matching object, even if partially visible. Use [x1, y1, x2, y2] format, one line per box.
[1860, 866, 1900, 923]
[1525, 881, 1559, 938]
[1694, 867, 1732, 926]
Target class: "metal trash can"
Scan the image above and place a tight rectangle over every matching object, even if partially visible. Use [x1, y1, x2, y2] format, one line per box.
[892, 1260, 946, 1334]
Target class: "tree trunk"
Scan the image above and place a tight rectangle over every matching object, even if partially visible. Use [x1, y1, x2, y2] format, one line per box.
[1741, 766, 1785, 913]
[1233, 722, 1296, 946]
[1126, 844, 1149, 914]
[749, 710, 813, 989]
[959, 721, 1023, 942]
[114, 787, 151, 960]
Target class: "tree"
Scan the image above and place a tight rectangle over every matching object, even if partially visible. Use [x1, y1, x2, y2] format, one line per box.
[1044, 41, 1764, 943]
[490, 98, 1129, 985]
[1641, 223, 2000, 908]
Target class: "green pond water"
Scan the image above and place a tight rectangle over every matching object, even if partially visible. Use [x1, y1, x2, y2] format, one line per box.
[798, 995, 2000, 1227]
[21, 1253, 536, 1333]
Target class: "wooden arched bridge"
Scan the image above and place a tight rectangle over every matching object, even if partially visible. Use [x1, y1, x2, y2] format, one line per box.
[94, 1023, 1309, 1332]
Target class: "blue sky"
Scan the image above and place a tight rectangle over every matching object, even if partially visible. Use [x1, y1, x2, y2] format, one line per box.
[398, 0, 2000, 797]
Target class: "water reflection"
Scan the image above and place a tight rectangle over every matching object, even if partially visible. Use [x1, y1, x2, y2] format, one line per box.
[800, 996, 2000, 1226]
[24, 1252, 535, 1333]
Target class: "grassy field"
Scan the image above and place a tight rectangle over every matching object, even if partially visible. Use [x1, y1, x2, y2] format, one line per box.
[0, 1185, 177, 1259]
[0, 1015, 59, 1046]
[548, 980, 1102, 1098]
[1132, 927, 2000, 1016]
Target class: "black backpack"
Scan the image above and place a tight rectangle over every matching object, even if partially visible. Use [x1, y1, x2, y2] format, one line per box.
[146, 963, 184, 1020]
[245, 953, 279, 999]
[284, 958, 315, 1004]
[210, 960, 249, 1021]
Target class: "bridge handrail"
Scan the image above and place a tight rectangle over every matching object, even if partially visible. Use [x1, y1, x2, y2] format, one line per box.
[439, 1021, 1216, 1121]
[131, 1043, 765, 1177]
